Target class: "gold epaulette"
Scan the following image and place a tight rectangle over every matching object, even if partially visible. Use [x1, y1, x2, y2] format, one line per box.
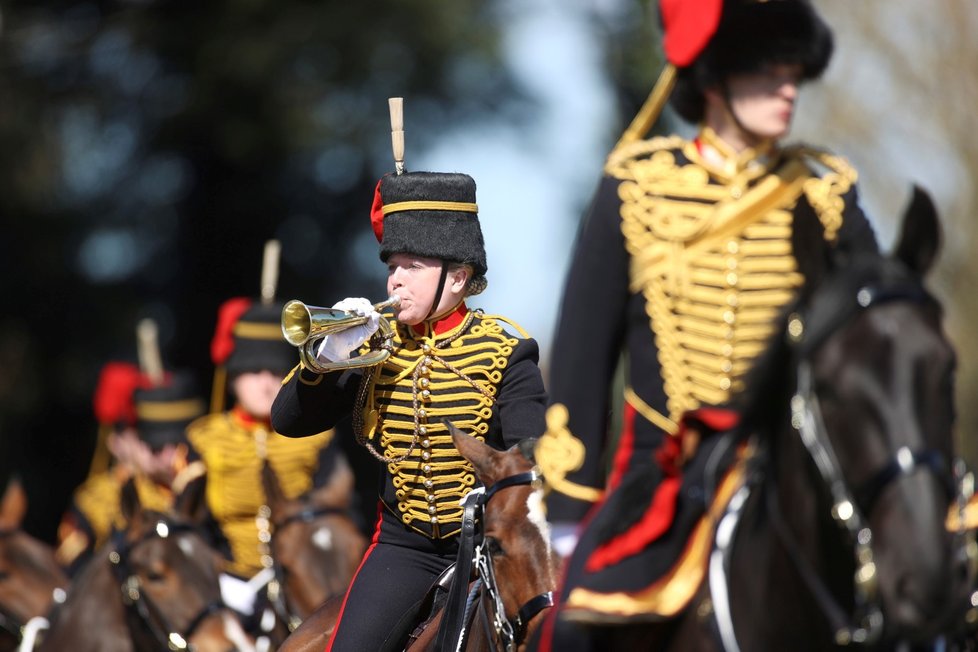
[605, 135, 687, 172]
[477, 313, 532, 339]
[788, 145, 858, 244]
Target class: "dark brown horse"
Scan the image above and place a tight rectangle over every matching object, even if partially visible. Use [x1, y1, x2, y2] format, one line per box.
[277, 426, 559, 652]
[39, 478, 255, 652]
[0, 479, 69, 652]
[252, 455, 367, 644]
[659, 187, 972, 651]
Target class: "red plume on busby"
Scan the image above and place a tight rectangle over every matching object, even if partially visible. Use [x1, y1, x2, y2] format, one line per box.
[211, 297, 253, 367]
[370, 177, 386, 242]
[92, 362, 147, 427]
[660, 0, 724, 67]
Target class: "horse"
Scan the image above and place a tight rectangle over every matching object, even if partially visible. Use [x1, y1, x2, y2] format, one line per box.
[0, 479, 69, 652]
[38, 477, 256, 652]
[657, 186, 973, 651]
[251, 455, 367, 644]
[276, 425, 560, 652]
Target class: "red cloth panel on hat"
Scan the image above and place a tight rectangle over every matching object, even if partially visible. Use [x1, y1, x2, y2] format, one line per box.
[660, 0, 724, 67]
[370, 177, 385, 242]
[211, 297, 253, 366]
[93, 362, 145, 426]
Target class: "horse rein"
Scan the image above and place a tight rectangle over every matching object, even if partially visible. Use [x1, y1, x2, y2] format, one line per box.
[108, 519, 225, 651]
[434, 468, 554, 652]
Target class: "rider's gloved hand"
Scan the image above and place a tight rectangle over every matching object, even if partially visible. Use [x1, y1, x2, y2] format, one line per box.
[315, 297, 382, 363]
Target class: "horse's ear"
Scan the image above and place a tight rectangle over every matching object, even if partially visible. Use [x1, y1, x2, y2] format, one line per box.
[791, 194, 833, 297]
[448, 422, 500, 485]
[173, 464, 209, 525]
[261, 459, 287, 514]
[0, 476, 28, 529]
[119, 477, 142, 524]
[894, 185, 941, 276]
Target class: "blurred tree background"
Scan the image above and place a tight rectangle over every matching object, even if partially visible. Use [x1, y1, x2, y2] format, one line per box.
[1, 0, 976, 544]
[0, 0, 531, 541]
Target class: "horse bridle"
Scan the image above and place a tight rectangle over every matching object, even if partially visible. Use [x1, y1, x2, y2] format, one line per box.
[711, 276, 973, 651]
[108, 518, 226, 651]
[434, 468, 554, 652]
[259, 504, 348, 635]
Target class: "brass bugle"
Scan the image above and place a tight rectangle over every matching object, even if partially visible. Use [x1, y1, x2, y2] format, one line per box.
[281, 296, 400, 373]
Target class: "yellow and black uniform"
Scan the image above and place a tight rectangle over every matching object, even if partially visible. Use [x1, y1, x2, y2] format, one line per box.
[187, 406, 330, 577]
[56, 366, 205, 573]
[534, 1, 879, 647]
[271, 171, 547, 651]
[56, 468, 175, 570]
[196, 298, 335, 580]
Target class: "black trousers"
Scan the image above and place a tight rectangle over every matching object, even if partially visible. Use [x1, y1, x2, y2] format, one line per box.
[326, 505, 458, 651]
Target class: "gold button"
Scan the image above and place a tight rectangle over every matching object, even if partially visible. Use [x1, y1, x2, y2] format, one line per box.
[726, 272, 739, 286]
[731, 186, 743, 199]
[719, 378, 732, 390]
[722, 344, 734, 357]
[427, 505, 437, 514]
[726, 258, 738, 270]
[723, 311, 736, 325]
[726, 240, 739, 254]
[726, 294, 739, 307]
[721, 361, 733, 373]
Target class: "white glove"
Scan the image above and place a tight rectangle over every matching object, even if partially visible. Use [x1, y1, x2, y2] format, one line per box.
[220, 573, 259, 615]
[315, 297, 382, 363]
[550, 521, 581, 558]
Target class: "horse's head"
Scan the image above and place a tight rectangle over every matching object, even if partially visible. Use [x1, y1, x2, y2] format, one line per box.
[747, 186, 967, 644]
[111, 477, 255, 652]
[260, 457, 366, 622]
[450, 424, 558, 648]
[0, 478, 68, 647]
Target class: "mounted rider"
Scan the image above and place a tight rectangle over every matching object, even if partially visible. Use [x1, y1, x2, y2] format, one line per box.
[533, 0, 879, 648]
[271, 99, 547, 651]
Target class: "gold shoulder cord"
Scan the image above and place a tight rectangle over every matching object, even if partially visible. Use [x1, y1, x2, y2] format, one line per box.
[794, 146, 859, 243]
[536, 404, 604, 503]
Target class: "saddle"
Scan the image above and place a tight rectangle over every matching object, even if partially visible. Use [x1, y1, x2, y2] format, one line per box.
[403, 563, 458, 645]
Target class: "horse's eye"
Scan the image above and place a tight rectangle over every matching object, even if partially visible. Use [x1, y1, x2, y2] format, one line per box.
[486, 536, 505, 557]
[145, 570, 166, 582]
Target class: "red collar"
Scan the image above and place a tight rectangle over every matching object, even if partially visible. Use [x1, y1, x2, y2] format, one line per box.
[410, 302, 468, 337]
[231, 405, 271, 429]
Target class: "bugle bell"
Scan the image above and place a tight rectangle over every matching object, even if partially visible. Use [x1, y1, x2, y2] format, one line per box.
[281, 296, 400, 373]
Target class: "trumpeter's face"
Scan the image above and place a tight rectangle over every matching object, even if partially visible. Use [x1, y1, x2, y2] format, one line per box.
[386, 253, 469, 326]
[386, 253, 443, 326]
[725, 62, 803, 142]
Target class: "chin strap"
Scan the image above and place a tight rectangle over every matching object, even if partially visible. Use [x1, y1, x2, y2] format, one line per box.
[424, 262, 451, 321]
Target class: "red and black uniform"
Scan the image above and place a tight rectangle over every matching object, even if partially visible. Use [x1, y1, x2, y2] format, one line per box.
[272, 304, 546, 650]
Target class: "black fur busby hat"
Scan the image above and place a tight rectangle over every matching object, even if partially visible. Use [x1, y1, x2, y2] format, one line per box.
[213, 299, 297, 377]
[670, 0, 834, 123]
[134, 371, 206, 451]
[371, 172, 488, 287]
